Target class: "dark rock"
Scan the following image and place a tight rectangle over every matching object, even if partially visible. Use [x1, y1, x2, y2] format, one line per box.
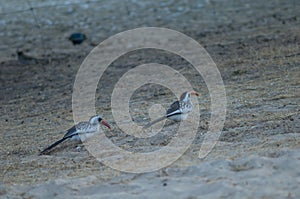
[68, 33, 87, 45]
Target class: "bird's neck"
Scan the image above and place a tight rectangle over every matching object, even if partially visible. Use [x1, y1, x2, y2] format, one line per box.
[183, 98, 191, 104]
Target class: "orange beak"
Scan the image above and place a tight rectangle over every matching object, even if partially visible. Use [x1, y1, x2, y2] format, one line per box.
[101, 119, 111, 129]
[190, 90, 199, 96]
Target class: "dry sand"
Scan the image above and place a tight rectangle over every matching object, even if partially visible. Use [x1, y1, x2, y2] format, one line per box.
[0, 0, 299, 198]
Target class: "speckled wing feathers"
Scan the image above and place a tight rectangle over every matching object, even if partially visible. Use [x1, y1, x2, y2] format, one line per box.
[166, 101, 182, 117]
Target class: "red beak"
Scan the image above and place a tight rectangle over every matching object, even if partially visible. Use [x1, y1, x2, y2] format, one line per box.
[190, 90, 199, 96]
[101, 120, 111, 129]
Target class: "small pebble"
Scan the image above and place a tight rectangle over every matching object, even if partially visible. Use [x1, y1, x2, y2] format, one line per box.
[69, 33, 86, 45]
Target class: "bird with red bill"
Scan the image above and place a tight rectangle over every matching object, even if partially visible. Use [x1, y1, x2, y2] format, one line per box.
[39, 115, 111, 155]
[143, 90, 199, 128]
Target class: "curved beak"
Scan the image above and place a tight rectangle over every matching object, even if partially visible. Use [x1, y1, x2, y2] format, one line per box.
[190, 90, 199, 96]
[101, 119, 111, 129]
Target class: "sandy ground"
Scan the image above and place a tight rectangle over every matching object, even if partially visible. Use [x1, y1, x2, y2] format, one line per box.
[0, 0, 299, 198]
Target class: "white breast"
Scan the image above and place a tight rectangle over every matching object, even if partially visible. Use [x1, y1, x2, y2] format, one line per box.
[70, 125, 100, 142]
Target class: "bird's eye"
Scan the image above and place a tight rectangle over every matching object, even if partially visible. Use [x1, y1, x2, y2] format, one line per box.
[98, 117, 102, 122]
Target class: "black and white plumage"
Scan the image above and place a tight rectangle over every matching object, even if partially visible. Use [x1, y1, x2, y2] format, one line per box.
[143, 91, 199, 128]
[39, 115, 110, 155]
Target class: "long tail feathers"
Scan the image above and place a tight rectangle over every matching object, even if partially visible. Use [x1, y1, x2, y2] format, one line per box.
[39, 136, 69, 155]
[143, 116, 167, 129]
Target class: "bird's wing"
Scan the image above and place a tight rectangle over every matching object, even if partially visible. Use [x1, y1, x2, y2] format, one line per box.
[62, 125, 78, 139]
[166, 101, 182, 117]
[63, 122, 89, 139]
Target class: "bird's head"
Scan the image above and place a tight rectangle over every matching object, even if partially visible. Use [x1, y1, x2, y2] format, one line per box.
[180, 90, 199, 101]
[89, 115, 111, 129]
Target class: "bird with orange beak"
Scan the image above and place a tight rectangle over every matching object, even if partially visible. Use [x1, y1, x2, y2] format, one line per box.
[40, 115, 110, 155]
[144, 90, 199, 128]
